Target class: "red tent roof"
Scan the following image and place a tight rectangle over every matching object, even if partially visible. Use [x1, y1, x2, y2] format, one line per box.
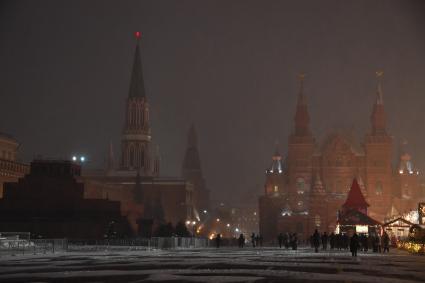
[343, 179, 369, 209]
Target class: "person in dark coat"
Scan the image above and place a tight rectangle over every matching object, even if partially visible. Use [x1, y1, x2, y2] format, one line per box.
[313, 229, 321, 253]
[238, 234, 245, 248]
[382, 232, 390, 253]
[278, 233, 284, 248]
[215, 233, 221, 248]
[284, 233, 290, 249]
[322, 232, 328, 250]
[251, 232, 256, 248]
[350, 233, 359, 257]
[362, 234, 369, 252]
[291, 233, 298, 250]
[329, 232, 336, 250]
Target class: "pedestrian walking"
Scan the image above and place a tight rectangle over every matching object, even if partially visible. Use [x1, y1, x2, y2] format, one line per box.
[322, 232, 328, 250]
[382, 232, 390, 253]
[251, 232, 256, 248]
[350, 233, 359, 257]
[238, 233, 245, 248]
[329, 232, 335, 250]
[313, 229, 321, 253]
[215, 233, 221, 248]
[284, 233, 290, 249]
[278, 233, 284, 248]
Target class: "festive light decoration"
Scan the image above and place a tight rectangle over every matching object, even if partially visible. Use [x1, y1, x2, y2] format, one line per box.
[397, 240, 425, 255]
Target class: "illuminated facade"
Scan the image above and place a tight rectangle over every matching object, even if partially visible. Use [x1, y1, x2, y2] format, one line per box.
[259, 73, 424, 242]
[0, 133, 29, 198]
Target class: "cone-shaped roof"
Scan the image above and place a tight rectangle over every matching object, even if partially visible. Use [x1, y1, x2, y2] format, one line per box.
[182, 124, 201, 170]
[128, 33, 146, 98]
[343, 178, 369, 209]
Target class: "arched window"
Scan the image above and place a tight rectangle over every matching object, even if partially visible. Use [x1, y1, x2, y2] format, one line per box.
[375, 181, 383, 195]
[296, 177, 305, 193]
[314, 215, 321, 227]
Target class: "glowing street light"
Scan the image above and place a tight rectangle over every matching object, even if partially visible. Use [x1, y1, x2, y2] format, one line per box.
[80, 156, 85, 162]
[72, 156, 77, 161]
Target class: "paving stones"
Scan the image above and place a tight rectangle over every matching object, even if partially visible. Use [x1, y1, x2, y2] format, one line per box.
[0, 247, 424, 282]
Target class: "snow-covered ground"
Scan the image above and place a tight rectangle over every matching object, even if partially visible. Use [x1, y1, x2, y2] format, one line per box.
[0, 247, 424, 282]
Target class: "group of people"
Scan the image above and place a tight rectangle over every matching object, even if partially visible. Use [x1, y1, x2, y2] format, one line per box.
[277, 232, 298, 250]
[216, 232, 264, 248]
[310, 229, 391, 257]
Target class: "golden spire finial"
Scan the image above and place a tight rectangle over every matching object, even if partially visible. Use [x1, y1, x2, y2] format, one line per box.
[299, 72, 306, 82]
[376, 70, 384, 78]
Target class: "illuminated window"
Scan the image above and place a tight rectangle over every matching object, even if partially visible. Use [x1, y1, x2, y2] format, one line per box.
[314, 215, 321, 227]
[297, 201, 303, 207]
[274, 185, 278, 192]
[375, 181, 383, 195]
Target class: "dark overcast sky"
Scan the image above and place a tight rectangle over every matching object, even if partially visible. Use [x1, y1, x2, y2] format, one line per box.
[1, 0, 424, 206]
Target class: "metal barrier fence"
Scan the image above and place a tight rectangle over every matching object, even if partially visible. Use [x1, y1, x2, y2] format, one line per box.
[0, 232, 68, 256]
[0, 233, 211, 255]
[68, 237, 211, 251]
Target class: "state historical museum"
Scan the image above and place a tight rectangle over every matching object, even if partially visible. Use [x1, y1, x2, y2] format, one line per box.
[259, 73, 424, 242]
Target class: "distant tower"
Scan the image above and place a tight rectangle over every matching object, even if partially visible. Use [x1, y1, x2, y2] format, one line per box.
[182, 124, 210, 212]
[364, 71, 393, 221]
[395, 139, 421, 212]
[107, 141, 115, 173]
[121, 32, 152, 174]
[287, 73, 315, 216]
[259, 142, 288, 242]
[264, 143, 286, 197]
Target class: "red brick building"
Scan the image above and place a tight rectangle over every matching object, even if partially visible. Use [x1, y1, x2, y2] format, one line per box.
[259, 73, 424, 242]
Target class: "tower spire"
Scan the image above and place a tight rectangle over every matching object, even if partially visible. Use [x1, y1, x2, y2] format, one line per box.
[375, 70, 384, 105]
[128, 31, 146, 98]
[370, 71, 387, 135]
[107, 141, 114, 171]
[293, 72, 311, 136]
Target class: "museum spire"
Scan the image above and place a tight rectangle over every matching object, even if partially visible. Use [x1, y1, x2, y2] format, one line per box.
[370, 71, 387, 135]
[294, 73, 311, 136]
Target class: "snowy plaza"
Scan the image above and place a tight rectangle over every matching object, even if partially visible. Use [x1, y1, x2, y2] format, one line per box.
[0, 247, 424, 283]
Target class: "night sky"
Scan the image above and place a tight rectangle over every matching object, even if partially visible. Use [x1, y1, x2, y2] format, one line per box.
[1, 0, 425, 206]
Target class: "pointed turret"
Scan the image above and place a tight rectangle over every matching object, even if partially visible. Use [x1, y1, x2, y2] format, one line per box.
[107, 141, 114, 172]
[182, 124, 210, 212]
[294, 73, 311, 136]
[370, 71, 387, 135]
[267, 142, 283, 174]
[128, 32, 146, 98]
[121, 32, 152, 173]
[182, 124, 201, 171]
[343, 179, 369, 215]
